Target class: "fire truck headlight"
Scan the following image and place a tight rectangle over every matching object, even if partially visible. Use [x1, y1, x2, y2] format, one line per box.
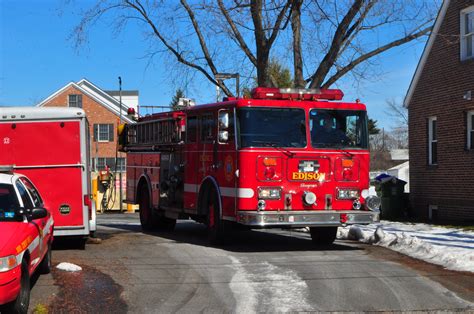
[337, 189, 359, 200]
[365, 195, 381, 211]
[258, 187, 281, 200]
[0, 255, 18, 272]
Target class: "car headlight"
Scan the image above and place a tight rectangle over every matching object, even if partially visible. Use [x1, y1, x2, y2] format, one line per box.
[258, 187, 281, 200]
[337, 189, 359, 200]
[0, 255, 18, 272]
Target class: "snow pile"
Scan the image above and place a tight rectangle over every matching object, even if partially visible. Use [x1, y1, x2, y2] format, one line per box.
[56, 262, 82, 272]
[338, 221, 474, 273]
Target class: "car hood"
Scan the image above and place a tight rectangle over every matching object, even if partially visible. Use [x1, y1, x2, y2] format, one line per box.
[0, 222, 30, 255]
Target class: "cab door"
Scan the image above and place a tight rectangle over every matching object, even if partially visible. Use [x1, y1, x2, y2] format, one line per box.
[214, 109, 237, 218]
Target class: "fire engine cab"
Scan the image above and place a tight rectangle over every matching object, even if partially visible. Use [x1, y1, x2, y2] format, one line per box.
[120, 87, 380, 245]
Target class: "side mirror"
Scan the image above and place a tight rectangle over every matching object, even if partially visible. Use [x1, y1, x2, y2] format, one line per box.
[219, 131, 229, 143]
[31, 207, 48, 220]
[218, 111, 229, 129]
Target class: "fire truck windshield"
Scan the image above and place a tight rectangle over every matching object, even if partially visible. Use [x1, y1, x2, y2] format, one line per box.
[310, 109, 368, 149]
[0, 184, 20, 222]
[237, 107, 306, 148]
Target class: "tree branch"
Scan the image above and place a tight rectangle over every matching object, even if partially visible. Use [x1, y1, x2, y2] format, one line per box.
[321, 26, 432, 88]
[125, 0, 233, 96]
[218, 0, 257, 66]
[308, 0, 364, 89]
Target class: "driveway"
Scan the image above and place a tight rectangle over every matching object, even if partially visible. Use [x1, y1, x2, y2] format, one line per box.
[29, 213, 474, 313]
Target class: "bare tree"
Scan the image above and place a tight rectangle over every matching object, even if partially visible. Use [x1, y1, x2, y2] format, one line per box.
[72, 0, 438, 95]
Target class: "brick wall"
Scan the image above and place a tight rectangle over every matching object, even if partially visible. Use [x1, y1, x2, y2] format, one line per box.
[42, 85, 125, 163]
[409, 0, 474, 222]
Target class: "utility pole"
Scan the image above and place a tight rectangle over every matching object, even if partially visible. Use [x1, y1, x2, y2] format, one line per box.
[118, 76, 123, 212]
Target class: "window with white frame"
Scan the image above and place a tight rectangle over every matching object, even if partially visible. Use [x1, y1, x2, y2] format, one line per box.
[68, 94, 83, 108]
[467, 111, 474, 149]
[461, 6, 474, 60]
[93, 124, 114, 142]
[94, 157, 125, 172]
[428, 117, 437, 165]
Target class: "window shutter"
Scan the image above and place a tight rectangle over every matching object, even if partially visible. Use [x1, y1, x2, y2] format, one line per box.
[109, 124, 114, 142]
[93, 124, 98, 142]
[464, 111, 468, 150]
[426, 118, 429, 165]
[78, 95, 83, 108]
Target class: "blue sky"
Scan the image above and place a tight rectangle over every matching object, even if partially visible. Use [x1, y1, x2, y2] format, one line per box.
[0, 1, 429, 130]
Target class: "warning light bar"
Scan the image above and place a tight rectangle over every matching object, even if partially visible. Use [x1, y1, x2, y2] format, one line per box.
[251, 87, 344, 101]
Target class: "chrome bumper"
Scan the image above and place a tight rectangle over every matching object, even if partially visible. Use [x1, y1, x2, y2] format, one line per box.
[234, 210, 380, 227]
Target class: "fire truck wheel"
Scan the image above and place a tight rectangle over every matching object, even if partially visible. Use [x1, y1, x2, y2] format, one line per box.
[309, 227, 337, 245]
[7, 259, 30, 314]
[139, 186, 154, 231]
[207, 189, 226, 245]
[157, 216, 176, 231]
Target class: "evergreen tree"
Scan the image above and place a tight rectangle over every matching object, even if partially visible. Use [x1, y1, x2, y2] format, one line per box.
[170, 88, 185, 111]
[368, 118, 380, 135]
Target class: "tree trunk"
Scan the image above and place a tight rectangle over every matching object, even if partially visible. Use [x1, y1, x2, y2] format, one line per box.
[291, 0, 304, 88]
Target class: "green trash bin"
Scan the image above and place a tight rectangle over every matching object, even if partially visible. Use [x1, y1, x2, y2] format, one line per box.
[379, 178, 407, 220]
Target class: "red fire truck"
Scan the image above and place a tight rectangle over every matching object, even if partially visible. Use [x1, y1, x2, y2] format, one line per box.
[120, 88, 380, 244]
[0, 107, 96, 239]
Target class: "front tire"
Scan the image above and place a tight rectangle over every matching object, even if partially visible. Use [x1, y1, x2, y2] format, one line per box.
[207, 189, 226, 245]
[7, 259, 30, 314]
[309, 227, 337, 245]
[39, 243, 52, 274]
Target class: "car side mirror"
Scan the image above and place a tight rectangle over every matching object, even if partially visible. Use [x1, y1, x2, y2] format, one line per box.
[31, 207, 48, 220]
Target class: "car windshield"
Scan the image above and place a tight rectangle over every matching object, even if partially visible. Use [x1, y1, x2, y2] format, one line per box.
[310, 109, 368, 149]
[0, 184, 19, 222]
[237, 107, 306, 148]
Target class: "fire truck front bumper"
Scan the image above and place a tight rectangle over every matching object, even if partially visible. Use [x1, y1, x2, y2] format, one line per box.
[235, 210, 379, 227]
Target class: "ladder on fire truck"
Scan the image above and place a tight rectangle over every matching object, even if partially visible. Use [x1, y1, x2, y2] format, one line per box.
[123, 112, 186, 151]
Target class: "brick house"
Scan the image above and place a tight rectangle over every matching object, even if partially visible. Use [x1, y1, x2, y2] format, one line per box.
[37, 79, 137, 209]
[405, 0, 474, 222]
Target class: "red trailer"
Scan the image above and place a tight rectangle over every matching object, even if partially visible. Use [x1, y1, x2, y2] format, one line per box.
[0, 107, 96, 238]
[120, 88, 380, 244]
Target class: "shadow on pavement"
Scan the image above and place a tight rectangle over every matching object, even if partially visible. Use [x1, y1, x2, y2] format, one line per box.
[98, 217, 361, 253]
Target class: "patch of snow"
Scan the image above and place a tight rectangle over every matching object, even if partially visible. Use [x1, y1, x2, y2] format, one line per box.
[338, 221, 474, 273]
[229, 256, 311, 312]
[56, 262, 82, 272]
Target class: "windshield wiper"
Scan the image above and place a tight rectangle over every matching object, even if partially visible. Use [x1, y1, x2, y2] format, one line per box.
[252, 141, 295, 157]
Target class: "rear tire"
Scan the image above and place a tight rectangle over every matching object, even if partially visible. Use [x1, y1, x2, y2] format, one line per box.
[39, 243, 52, 274]
[139, 185, 176, 232]
[309, 227, 337, 245]
[7, 259, 30, 314]
[139, 186, 154, 231]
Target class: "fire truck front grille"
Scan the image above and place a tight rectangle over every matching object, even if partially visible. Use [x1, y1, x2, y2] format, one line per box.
[235, 210, 378, 227]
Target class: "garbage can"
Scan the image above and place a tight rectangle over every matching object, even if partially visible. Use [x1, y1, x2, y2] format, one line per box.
[378, 177, 407, 220]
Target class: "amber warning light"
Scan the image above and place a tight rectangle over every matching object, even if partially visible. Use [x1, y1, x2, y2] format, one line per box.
[251, 87, 343, 101]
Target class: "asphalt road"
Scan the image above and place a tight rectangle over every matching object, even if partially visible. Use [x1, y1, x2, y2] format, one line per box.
[29, 213, 474, 313]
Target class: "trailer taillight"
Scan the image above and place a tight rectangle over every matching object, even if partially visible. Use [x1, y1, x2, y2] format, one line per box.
[84, 194, 91, 209]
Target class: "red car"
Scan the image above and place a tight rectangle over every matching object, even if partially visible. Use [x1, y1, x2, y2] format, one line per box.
[0, 171, 54, 313]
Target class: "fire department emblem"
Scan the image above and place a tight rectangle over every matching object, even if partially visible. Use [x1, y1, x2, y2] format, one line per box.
[3, 137, 10, 145]
[225, 155, 233, 182]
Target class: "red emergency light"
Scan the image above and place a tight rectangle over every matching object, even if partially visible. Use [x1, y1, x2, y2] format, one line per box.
[251, 87, 344, 101]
